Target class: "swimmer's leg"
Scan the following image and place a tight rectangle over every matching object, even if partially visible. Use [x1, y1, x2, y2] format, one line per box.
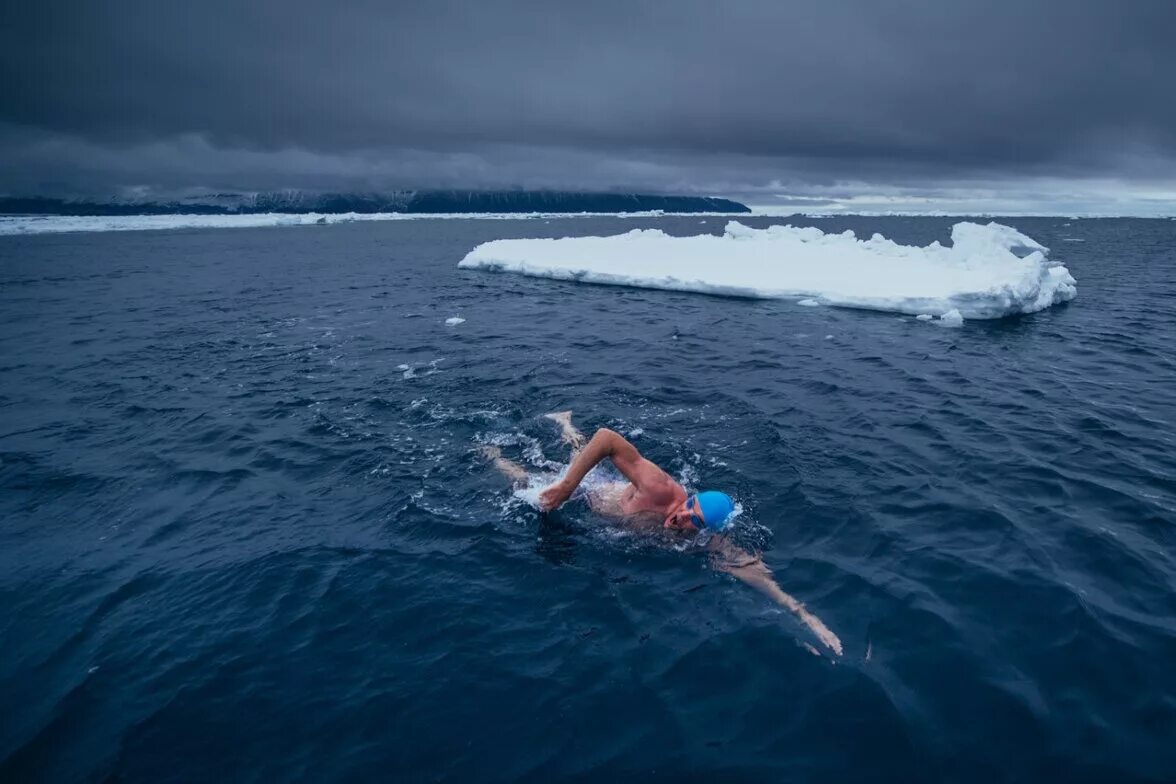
[479, 446, 529, 488]
[544, 410, 586, 452]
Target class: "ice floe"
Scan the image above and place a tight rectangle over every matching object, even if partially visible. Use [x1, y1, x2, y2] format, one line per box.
[939, 309, 964, 327]
[460, 221, 1077, 320]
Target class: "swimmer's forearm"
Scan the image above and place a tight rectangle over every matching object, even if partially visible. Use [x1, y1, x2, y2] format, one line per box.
[725, 562, 843, 656]
[559, 429, 617, 492]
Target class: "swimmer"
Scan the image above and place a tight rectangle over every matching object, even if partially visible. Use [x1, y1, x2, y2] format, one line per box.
[481, 411, 842, 657]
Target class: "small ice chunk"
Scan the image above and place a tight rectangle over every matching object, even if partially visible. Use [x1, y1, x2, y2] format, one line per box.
[916, 314, 934, 321]
[445, 316, 465, 326]
[797, 298, 820, 307]
[939, 309, 964, 327]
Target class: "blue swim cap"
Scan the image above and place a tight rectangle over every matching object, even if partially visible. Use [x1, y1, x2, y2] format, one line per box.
[695, 491, 736, 531]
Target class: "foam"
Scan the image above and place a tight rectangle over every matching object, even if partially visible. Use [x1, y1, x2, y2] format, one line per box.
[513, 480, 555, 509]
[460, 221, 1077, 320]
[0, 210, 742, 236]
[511, 467, 618, 510]
[397, 358, 444, 379]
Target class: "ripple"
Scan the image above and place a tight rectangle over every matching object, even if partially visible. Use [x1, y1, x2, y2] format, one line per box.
[3, 216, 1176, 781]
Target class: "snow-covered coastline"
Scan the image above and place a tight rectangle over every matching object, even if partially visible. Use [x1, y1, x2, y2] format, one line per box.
[0, 210, 747, 236]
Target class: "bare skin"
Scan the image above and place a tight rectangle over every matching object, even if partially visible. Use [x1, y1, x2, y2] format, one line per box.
[477, 445, 529, 486]
[484, 411, 843, 657]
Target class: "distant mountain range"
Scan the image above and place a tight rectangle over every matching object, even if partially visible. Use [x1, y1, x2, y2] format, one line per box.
[0, 190, 749, 216]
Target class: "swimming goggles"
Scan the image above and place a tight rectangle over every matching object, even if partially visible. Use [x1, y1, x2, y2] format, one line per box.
[686, 495, 705, 530]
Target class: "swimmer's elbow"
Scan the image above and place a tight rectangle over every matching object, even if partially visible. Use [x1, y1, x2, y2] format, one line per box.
[596, 429, 639, 459]
[590, 428, 623, 455]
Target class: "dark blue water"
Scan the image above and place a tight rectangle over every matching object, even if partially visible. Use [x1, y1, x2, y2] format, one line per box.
[2, 216, 1174, 783]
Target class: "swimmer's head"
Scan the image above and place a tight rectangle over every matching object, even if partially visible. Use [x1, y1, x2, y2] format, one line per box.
[663, 491, 736, 533]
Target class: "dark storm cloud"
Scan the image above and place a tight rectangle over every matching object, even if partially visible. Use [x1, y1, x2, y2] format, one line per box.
[2, 0, 1176, 198]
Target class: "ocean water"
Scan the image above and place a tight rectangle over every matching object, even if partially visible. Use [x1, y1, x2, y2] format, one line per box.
[1, 216, 1174, 782]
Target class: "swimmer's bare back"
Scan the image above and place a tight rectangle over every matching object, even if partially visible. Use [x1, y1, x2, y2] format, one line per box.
[539, 428, 684, 516]
[581, 481, 671, 534]
[583, 481, 627, 517]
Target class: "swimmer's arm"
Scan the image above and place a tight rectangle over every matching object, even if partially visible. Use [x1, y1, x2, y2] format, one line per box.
[539, 428, 655, 510]
[710, 540, 843, 657]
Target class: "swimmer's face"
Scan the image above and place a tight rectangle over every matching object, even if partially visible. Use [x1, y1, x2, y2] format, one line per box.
[663, 495, 703, 534]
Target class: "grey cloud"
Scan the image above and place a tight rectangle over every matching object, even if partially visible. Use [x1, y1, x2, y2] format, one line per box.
[2, 0, 1176, 198]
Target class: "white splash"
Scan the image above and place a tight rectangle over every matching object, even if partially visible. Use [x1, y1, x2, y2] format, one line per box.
[512, 479, 555, 509]
[459, 221, 1077, 320]
[397, 358, 444, 379]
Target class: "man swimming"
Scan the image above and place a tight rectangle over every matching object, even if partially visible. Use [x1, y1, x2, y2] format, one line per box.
[482, 411, 842, 656]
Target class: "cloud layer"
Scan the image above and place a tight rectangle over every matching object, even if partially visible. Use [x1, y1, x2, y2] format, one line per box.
[3, 0, 1175, 212]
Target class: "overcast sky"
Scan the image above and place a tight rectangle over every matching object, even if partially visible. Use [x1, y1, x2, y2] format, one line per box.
[3, 0, 1175, 213]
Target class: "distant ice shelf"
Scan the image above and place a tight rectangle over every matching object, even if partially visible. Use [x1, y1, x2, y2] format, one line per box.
[0, 210, 744, 236]
[459, 221, 1077, 320]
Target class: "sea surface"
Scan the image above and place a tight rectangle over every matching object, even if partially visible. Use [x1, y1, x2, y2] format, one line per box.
[1, 216, 1174, 783]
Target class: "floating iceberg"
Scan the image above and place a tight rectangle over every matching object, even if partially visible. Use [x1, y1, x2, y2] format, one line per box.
[459, 221, 1077, 320]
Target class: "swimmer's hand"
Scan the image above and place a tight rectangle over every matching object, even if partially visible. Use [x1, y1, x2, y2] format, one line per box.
[539, 480, 574, 511]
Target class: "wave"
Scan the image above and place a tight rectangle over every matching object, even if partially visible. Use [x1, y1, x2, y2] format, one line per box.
[458, 221, 1078, 320]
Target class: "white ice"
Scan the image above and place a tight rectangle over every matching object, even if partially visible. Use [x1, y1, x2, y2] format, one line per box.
[459, 221, 1077, 320]
[939, 309, 964, 327]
